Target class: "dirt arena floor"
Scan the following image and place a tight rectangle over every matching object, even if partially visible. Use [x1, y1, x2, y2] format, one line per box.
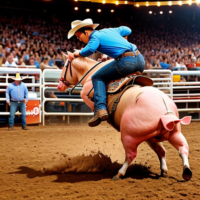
[0, 121, 200, 200]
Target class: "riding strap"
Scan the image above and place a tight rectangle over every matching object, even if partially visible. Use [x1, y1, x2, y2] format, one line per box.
[70, 62, 102, 95]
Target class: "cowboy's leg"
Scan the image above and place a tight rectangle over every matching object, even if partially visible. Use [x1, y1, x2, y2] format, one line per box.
[19, 102, 27, 127]
[92, 54, 145, 111]
[8, 101, 18, 128]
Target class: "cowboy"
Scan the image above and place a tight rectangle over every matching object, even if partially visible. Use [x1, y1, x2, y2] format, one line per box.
[68, 18, 145, 127]
[6, 73, 28, 130]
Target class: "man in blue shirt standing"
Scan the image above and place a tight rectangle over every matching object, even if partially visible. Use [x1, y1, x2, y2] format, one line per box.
[6, 73, 28, 130]
[68, 19, 145, 127]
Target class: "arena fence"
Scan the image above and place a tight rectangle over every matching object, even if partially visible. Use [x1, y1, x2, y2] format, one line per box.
[172, 70, 200, 121]
[1, 68, 200, 126]
[42, 69, 93, 126]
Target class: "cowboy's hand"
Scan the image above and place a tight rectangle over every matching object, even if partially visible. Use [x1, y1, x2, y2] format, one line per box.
[7, 102, 10, 106]
[23, 99, 27, 104]
[74, 50, 81, 58]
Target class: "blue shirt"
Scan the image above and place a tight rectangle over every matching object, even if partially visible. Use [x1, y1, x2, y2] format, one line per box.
[80, 26, 137, 58]
[6, 82, 28, 103]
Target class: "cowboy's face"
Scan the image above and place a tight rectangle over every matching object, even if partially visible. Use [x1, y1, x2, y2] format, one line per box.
[75, 31, 89, 44]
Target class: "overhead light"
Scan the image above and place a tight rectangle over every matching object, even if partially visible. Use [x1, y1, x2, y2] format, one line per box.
[168, 1, 172, 6]
[179, 1, 182, 5]
[149, 11, 152, 14]
[146, 2, 149, 6]
[86, 8, 90, 12]
[111, 9, 114, 12]
[136, 3, 140, 7]
[188, 0, 192, 5]
[74, 7, 78, 10]
[74, 0, 78, 1]
[97, 9, 101, 12]
[116, 1, 119, 5]
[197, 0, 200, 3]
[169, 10, 172, 13]
[125, 1, 128, 4]
[160, 11, 163, 14]
[157, 2, 160, 6]
[102, 0, 106, 4]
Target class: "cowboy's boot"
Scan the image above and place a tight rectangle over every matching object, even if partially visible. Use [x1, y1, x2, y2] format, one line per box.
[22, 125, 28, 130]
[8, 126, 13, 131]
[88, 109, 108, 127]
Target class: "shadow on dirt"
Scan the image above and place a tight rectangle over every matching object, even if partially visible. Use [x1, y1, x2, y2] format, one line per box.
[9, 164, 160, 183]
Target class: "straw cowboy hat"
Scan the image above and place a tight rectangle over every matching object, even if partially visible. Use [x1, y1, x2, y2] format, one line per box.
[11, 72, 28, 81]
[68, 18, 99, 39]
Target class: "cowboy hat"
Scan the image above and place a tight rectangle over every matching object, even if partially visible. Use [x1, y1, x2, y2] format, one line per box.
[68, 18, 99, 39]
[11, 72, 28, 81]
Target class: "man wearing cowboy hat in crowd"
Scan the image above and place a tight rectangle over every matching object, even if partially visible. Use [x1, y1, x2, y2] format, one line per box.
[6, 73, 28, 130]
[68, 18, 145, 127]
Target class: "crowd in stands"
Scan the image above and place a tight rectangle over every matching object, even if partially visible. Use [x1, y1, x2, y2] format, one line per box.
[0, 14, 200, 72]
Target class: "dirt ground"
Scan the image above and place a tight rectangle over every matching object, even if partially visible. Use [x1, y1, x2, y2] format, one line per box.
[0, 121, 200, 200]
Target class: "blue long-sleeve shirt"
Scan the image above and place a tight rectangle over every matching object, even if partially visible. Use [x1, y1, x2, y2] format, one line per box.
[80, 26, 137, 58]
[6, 82, 28, 103]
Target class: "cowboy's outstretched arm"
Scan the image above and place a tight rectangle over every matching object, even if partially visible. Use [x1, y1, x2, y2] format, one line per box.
[79, 35, 100, 57]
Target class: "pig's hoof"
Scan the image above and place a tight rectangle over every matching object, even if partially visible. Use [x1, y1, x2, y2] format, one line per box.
[42, 167, 46, 173]
[112, 175, 120, 181]
[161, 170, 168, 178]
[182, 165, 192, 181]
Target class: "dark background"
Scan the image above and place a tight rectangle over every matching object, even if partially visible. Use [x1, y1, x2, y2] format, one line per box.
[0, 0, 200, 26]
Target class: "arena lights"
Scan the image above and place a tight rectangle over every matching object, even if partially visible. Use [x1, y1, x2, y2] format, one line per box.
[74, 7, 78, 10]
[97, 9, 101, 12]
[75, 0, 200, 6]
[169, 10, 172, 13]
[160, 11, 163, 14]
[86, 8, 90, 12]
[149, 11, 152, 14]
[136, 3, 140, 7]
[111, 9, 114, 12]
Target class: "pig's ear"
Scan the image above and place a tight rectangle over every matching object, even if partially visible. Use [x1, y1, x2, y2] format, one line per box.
[67, 51, 75, 62]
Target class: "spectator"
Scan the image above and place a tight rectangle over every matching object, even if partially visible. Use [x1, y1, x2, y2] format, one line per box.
[28, 54, 39, 68]
[6, 73, 28, 131]
[39, 56, 58, 71]
[4, 53, 17, 67]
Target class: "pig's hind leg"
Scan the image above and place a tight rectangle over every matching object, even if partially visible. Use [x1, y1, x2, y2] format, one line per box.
[146, 141, 168, 177]
[168, 126, 192, 181]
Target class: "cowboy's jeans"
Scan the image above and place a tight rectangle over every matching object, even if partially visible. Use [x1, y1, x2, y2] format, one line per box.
[9, 101, 26, 127]
[92, 53, 145, 111]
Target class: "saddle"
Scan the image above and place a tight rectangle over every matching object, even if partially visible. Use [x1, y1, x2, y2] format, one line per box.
[106, 76, 153, 131]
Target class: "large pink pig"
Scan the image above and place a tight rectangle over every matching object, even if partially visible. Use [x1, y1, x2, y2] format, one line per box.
[58, 53, 192, 181]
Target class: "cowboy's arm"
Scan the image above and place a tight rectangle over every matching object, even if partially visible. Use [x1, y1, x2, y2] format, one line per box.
[116, 26, 132, 37]
[79, 35, 100, 57]
[23, 83, 28, 103]
[6, 85, 11, 105]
